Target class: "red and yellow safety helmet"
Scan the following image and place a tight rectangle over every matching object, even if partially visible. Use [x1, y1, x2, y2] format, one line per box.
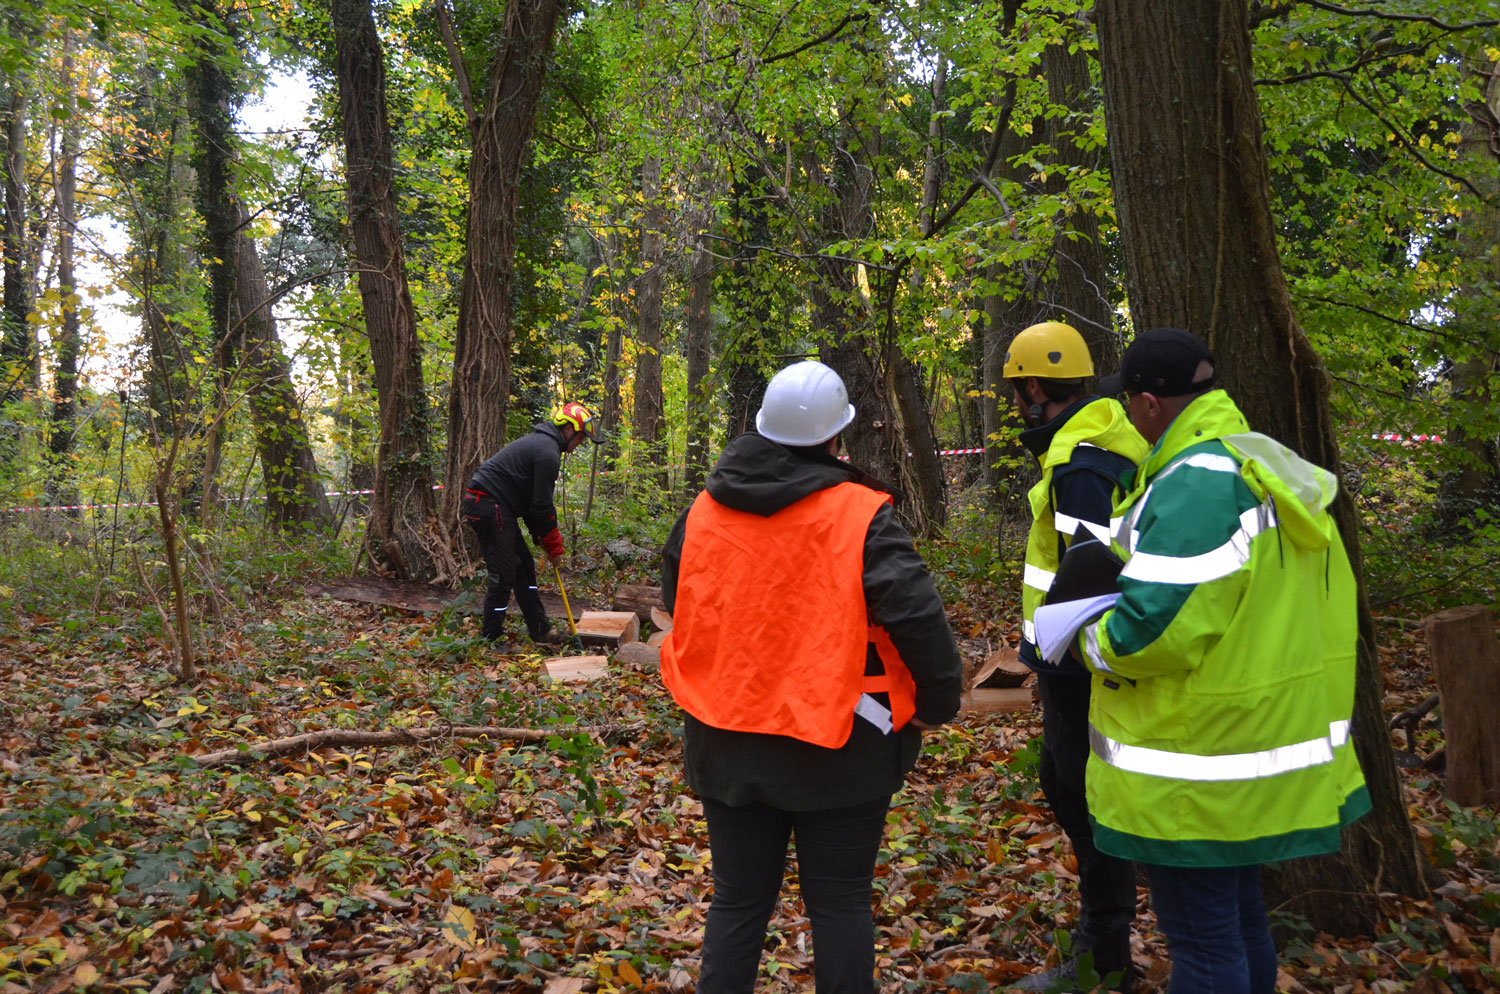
[552, 402, 598, 442]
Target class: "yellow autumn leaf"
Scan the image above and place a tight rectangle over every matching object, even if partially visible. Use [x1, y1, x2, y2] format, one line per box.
[617, 960, 642, 987]
[73, 961, 101, 986]
[442, 904, 480, 951]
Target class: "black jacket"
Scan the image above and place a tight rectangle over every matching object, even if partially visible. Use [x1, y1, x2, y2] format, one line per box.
[661, 433, 963, 810]
[468, 423, 565, 540]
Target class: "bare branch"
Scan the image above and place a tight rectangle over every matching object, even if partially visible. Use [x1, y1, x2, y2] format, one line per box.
[435, 0, 476, 126]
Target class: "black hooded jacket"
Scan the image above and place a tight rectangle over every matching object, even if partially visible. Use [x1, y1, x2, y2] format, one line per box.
[468, 423, 566, 540]
[661, 433, 963, 810]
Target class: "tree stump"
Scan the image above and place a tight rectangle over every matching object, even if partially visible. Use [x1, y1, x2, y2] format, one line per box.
[1423, 604, 1500, 807]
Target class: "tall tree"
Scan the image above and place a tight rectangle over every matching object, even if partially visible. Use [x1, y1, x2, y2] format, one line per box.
[1094, 0, 1427, 934]
[439, 0, 565, 532]
[332, 0, 445, 579]
[634, 154, 666, 491]
[682, 206, 714, 494]
[1439, 51, 1500, 520]
[1, 77, 28, 431]
[183, 0, 241, 521]
[233, 204, 332, 528]
[46, 32, 82, 507]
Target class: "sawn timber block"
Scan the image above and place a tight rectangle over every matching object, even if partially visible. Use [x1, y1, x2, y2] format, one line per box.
[959, 687, 1036, 718]
[575, 610, 640, 648]
[543, 655, 610, 684]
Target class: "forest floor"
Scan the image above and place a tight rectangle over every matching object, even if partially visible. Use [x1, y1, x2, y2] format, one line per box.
[1, 550, 1497, 994]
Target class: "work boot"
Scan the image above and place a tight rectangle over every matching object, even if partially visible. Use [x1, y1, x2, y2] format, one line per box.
[1009, 951, 1133, 993]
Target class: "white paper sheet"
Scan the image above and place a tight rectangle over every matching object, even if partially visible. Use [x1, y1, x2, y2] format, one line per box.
[1034, 593, 1119, 665]
[854, 693, 893, 734]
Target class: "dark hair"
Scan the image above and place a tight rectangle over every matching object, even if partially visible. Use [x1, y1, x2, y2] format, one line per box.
[1009, 377, 1089, 404]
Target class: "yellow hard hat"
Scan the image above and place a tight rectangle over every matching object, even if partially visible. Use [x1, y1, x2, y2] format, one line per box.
[1002, 321, 1094, 379]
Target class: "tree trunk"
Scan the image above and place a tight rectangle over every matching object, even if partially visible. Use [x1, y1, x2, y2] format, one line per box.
[47, 35, 81, 508]
[1094, 0, 1427, 934]
[442, 0, 564, 532]
[185, 0, 239, 524]
[683, 210, 713, 494]
[600, 232, 624, 476]
[634, 155, 667, 491]
[723, 172, 770, 438]
[1438, 54, 1500, 523]
[1039, 30, 1116, 372]
[232, 203, 332, 527]
[332, 0, 444, 580]
[2, 81, 28, 462]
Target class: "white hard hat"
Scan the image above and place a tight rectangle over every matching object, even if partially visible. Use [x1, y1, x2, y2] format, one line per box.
[755, 360, 857, 446]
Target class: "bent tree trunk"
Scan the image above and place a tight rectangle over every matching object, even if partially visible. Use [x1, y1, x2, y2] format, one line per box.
[1095, 0, 1426, 934]
[332, 0, 443, 579]
[442, 0, 564, 533]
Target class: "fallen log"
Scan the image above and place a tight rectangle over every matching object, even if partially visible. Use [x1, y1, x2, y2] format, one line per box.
[612, 584, 665, 623]
[613, 641, 661, 668]
[192, 725, 556, 768]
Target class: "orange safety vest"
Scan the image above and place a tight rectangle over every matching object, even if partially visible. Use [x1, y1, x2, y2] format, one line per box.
[661, 481, 918, 748]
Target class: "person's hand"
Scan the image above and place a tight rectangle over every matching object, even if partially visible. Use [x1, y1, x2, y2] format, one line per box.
[547, 551, 563, 568]
[907, 717, 944, 732]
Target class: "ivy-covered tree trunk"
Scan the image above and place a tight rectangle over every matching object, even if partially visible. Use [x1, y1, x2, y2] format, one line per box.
[184, 0, 240, 523]
[442, 0, 564, 533]
[811, 121, 919, 527]
[1439, 53, 1500, 521]
[232, 204, 331, 528]
[683, 211, 713, 494]
[1094, 0, 1427, 934]
[332, 0, 444, 580]
[599, 230, 624, 475]
[723, 171, 770, 438]
[634, 154, 667, 492]
[2, 81, 29, 461]
[46, 34, 81, 509]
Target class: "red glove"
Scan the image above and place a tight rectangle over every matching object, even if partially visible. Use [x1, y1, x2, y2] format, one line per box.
[541, 527, 564, 560]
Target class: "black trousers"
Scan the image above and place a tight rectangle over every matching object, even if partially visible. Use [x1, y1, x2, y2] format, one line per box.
[699, 796, 890, 994]
[1036, 673, 1137, 974]
[461, 490, 547, 641]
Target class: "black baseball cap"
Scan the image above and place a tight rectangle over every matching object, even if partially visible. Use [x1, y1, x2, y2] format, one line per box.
[1099, 327, 1217, 397]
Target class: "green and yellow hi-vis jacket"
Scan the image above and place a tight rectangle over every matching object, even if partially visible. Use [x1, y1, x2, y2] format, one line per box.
[1020, 399, 1148, 665]
[1078, 390, 1370, 867]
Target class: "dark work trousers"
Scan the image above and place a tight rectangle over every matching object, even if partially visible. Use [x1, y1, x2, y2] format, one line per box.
[699, 796, 890, 994]
[461, 490, 548, 641]
[1037, 673, 1137, 974]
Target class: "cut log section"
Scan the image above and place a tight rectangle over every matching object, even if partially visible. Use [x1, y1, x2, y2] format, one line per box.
[306, 577, 462, 614]
[612, 584, 665, 623]
[960, 687, 1036, 718]
[646, 630, 667, 647]
[544, 655, 611, 684]
[650, 606, 673, 632]
[969, 645, 1032, 690]
[575, 610, 640, 648]
[1423, 605, 1500, 807]
[613, 641, 661, 668]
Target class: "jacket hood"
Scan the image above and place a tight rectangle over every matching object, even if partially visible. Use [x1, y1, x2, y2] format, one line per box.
[705, 433, 861, 516]
[532, 422, 566, 449]
[1223, 431, 1339, 551]
[1029, 396, 1149, 472]
[1143, 391, 1338, 551]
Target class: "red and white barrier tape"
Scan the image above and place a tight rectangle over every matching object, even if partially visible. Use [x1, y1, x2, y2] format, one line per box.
[0, 437, 1446, 514]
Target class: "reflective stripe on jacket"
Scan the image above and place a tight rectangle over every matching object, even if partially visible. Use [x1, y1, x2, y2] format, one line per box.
[661, 481, 917, 748]
[1079, 390, 1369, 867]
